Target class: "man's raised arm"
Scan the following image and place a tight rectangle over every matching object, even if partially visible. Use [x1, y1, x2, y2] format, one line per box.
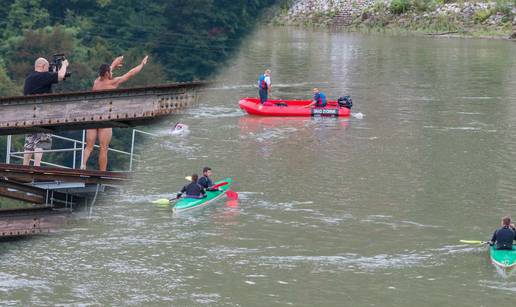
[114, 56, 148, 85]
[111, 56, 124, 71]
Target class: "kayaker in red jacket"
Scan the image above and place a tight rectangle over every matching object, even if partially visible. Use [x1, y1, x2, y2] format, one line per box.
[177, 174, 206, 199]
[490, 216, 516, 250]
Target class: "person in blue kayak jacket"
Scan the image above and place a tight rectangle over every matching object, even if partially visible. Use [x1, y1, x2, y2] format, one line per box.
[177, 174, 206, 199]
[490, 216, 516, 250]
[306, 88, 327, 108]
[258, 69, 271, 104]
[198, 167, 217, 190]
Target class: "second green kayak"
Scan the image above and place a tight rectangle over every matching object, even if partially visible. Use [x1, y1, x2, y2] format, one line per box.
[490, 245, 516, 269]
[173, 178, 232, 212]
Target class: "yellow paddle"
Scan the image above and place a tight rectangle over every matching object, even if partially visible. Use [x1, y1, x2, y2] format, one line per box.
[460, 240, 489, 244]
[152, 176, 192, 205]
[152, 195, 180, 206]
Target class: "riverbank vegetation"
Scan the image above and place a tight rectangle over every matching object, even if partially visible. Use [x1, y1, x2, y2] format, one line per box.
[275, 0, 515, 38]
[361, 0, 515, 36]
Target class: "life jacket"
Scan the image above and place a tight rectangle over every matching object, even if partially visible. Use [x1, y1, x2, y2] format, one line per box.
[258, 74, 268, 90]
[314, 92, 327, 107]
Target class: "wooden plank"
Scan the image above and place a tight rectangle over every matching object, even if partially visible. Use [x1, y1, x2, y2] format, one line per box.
[0, 82, 204, 135]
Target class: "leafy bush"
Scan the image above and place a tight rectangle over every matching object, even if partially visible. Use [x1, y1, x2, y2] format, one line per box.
[372, 0, 388, 12]
[412, 0, 431, 12]
[474, 9, 492, 23]
[390, 0, 411, 14]
[494, 0, 514, 16]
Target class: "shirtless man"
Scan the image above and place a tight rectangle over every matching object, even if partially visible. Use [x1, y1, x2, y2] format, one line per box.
[81, 55, 148, 171]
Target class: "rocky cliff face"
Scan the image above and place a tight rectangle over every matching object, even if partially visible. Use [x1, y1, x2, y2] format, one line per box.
[281, 0, 375, 25]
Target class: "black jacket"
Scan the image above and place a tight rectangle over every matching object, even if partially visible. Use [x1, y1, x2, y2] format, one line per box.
[198, 176, 213, 189]
[491, 226, 516, 250]
[179, 182, 206, 198]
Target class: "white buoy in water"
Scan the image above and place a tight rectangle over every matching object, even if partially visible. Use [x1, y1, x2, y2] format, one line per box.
[171, 123, 190, 135]
[352, 112, 364, 119]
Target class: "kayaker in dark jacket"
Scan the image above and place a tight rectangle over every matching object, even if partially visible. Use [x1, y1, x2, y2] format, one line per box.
[198, 167, 216, 190]
[177, 174, 206, 199]
[490, 216, 516, 250]
[305, 88, 327, 108]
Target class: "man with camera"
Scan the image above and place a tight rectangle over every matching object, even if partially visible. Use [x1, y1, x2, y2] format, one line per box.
[22, 56, 69, 166]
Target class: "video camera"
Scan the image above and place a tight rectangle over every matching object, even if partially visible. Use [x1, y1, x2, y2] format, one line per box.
[48, 54, 71, 79]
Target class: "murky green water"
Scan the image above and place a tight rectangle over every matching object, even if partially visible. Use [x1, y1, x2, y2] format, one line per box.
[2, 28, 516, 306]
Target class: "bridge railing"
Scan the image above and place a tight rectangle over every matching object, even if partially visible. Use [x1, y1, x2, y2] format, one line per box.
[4, 129, 156, 171]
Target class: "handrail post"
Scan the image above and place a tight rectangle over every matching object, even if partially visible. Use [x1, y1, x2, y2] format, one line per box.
[72, 141, 77, 169]
[129, 129, 136, 171]
[81, 129, 85, 168]
[6, 135, 12, 164]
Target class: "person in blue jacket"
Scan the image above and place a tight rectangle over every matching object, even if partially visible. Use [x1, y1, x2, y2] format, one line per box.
[258, 69, 271, 104]
[306, 88, 327, 108]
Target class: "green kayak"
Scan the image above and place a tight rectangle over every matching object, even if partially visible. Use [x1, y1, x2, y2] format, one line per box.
[490, 245, 516, 269]
[173, 178, 232, 212]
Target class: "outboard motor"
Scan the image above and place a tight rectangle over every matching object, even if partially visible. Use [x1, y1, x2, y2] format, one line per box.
[337, 96, 353, 109]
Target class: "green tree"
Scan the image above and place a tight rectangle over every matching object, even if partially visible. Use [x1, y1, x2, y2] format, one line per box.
[2, 0, 50, 38]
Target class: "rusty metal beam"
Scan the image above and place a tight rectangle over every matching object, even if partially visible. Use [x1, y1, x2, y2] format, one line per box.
[0, 81, 204, 135]
[0, 186, 45, 204]
[0, 207, 70, 238]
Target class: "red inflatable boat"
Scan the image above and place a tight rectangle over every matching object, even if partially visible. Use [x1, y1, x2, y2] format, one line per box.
[239, 98, 351, 117]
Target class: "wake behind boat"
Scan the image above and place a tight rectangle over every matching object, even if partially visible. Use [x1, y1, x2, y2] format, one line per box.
[239, 97, 351, 117]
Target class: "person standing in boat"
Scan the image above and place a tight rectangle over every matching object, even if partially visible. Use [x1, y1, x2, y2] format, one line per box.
[306, 88, 327, 108]
[177, 174, 206, 199]
[258, 69, 271, 105]
[490, 216, 516, 250]
[81, 55, 148, 171]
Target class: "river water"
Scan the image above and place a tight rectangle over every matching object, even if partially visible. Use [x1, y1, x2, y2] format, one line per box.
[2, 27, 516, 306]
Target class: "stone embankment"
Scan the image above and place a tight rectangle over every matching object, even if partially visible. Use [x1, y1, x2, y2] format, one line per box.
[276, 0, 516, 38]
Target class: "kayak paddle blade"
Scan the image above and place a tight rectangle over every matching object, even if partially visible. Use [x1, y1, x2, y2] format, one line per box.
[226, 190, 238, 200]
[211, 181, 229, 189]
[152, 198, 171, 206]
[460, 240, 486, 244]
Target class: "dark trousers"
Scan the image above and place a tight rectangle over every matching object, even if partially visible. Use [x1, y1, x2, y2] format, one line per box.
[259, 89, 268, 104]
